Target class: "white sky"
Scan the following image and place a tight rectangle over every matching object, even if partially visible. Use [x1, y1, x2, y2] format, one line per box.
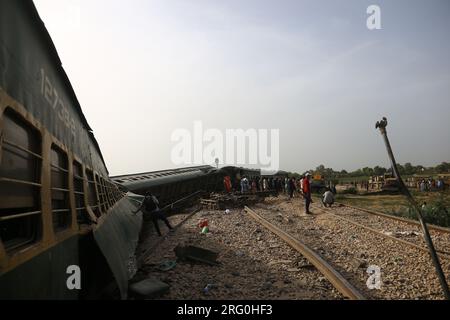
[33, 0, 450, 175]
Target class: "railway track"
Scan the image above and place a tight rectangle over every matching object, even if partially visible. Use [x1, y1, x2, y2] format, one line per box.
[317, 197, 450, 234]
[137, 206, 347, 299]
[244, 206, 365, 300]
[253, 198, 450, 299]
[306, 199, 450, 259]
[337, 201, 450, 233]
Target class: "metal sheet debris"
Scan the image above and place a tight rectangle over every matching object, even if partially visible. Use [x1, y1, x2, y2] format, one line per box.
[174, 245, 219, 266]
[129, 278, 169, 298]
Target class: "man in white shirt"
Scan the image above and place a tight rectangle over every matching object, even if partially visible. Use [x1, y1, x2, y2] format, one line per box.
[322, 188, 335, 208]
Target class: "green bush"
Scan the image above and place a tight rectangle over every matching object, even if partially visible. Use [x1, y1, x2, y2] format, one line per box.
[388, 195, 450, 227]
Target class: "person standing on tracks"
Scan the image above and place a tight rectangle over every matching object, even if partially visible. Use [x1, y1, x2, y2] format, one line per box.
[224, 175, 232, 193]
[303, 173, 312, 214]
[241, 176, 249, 193]
[262, 177, 268, 191]
[133, 192, 174, 236]
[284, 178, 289, 194]
[420, 180, 426, 192]
[288, 177, 296, 199]
[251, 178, 257, 193]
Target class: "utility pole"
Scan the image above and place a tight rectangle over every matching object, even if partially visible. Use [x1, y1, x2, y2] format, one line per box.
[375, 117, 450, 299]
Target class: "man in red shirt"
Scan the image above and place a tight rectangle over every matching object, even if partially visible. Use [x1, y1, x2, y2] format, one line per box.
[223, 176, 232, 193]
[303, 173, 312, 214]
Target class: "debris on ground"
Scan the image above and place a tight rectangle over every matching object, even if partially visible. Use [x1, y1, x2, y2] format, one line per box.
[202, 283, 216, 295]
[200, 191, 277, 210]
[129, 278, 169, 298]
[156, 260, 177, 272]
[174, 245, 220, 266]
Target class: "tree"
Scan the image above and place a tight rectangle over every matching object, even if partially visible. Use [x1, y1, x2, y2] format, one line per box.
[414, 165, 425, 173]
[404, 163, 414, 175]
[436, 162, 450, 173]
[315, 165, 326, 174]
[396, 163, 405, 175]
[290, 172, 301, 179]
[373, 166, 386, 176]
[362, 167, 374, 176]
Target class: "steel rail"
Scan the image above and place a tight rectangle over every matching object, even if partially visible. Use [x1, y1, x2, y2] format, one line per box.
[311, 193, 450, 234]
[160, 190, 205, 212]
[332, 201, 450, 234]
[244, 206, 366, 300]
[311, 204, 450, 258]
[304, 196, 450, 257]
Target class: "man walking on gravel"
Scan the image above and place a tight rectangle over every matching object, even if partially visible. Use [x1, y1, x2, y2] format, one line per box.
[288, 177, 296, 199]
[303, 173, 312, 214]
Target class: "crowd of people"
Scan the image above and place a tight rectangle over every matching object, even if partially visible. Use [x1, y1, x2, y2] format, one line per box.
[224, 174, 337, 214]
[418, 178, 446, 192]
[135, 174, 447, 237]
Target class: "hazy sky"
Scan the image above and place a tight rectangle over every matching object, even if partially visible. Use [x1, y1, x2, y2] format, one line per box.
[33, 0, 450, 175]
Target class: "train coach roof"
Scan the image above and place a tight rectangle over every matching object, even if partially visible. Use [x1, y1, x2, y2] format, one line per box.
[111, 165, 216, 183]
[111, 165, 217, 192]
[23, 1, 107, 170]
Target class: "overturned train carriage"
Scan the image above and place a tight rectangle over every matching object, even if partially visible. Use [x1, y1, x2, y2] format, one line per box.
[111, 166, 264, 205]
[111, 166, 222, 207]
[0, 0, 142, 299]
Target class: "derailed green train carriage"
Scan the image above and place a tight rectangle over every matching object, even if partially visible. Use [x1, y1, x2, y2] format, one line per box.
[111, 166, 264, 205]
[111, 165, 222, 207]
[0, 0, 142, 299]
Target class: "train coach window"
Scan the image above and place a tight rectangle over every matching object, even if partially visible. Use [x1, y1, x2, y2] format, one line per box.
[73, 161, 88, 224]
[95, 174, 106, 213]
[86, 170, 100, 217]
[106, 181, 112, 206]
[116, 185, 123, 201]
[106, 182, 115, 206]
[105, 182, 111, 205]
[101, 177, 110, 210]
[113, 183, 123, 201]
[106, 180, 112, 207]
[0, 109, 42, 253]
[50, 145, 71, 232]
[113, 183, 119, 201]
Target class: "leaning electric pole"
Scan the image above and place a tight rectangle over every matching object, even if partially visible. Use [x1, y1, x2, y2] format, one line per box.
[375, 117, 450, 300]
